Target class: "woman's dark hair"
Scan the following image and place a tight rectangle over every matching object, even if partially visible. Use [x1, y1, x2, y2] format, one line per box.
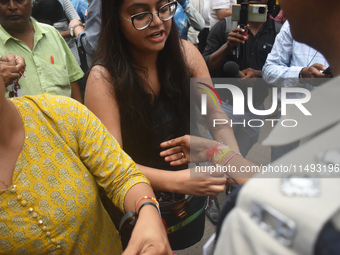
[93, 0, 191, 162]
[32, 0, 66, 25]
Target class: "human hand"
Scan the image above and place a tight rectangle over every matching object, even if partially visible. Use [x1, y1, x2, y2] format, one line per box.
[226, 26, 249, 48]
[240, 68, 261, 79]
[1, 54, 26, 70]
[68, 18, 83, 29]
[299, 63, 331, 86]
[173, 169, 226, 196]
[299, 63, 329, 79]
[160, 135, 219, 166]
[122, 206, 172, 255]
[0, 54, 26, 86]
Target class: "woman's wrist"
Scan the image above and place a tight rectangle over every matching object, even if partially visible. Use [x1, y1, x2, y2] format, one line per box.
[169, 169, 188, 194]
[135, 196, 158, 211]
[206, 142, 242, 165]
[74, 25, 85, 37]
[137, 201, 161, 217]
[219, 150, 242, 166]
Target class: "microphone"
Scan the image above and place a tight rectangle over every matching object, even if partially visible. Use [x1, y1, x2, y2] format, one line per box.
[223, 61, 245, 78]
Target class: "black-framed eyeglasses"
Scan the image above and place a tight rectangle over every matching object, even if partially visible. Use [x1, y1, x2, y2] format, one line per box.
[121, 1, 178, 30]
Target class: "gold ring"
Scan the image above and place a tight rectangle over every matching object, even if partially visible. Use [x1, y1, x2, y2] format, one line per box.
[181, 152, 184, 158]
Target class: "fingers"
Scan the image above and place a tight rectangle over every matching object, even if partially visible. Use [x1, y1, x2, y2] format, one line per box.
[228, 28, 248, 45]
[164, 151, 188, 166]
[160, 137, 183, 148]
[191, 183, 227, 196]
[302, 64, 328, 79]
[1, 54, 25, 69]
[0, 62, 21, 86]
[164, 151, 184, 162]
[168, 158, 188, 166]
[227, 35, 246, 46]
[14, 55, 26, 70]
[1, 54, 16, 66]
[310, 66, 328, 78]
[159, 145, 182, 157]
[209, 184, 227, 195]
[161, 135, 190, 148]
[311, 63, 327, 71]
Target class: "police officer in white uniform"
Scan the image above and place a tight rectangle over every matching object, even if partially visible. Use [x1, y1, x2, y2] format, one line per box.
[214, 0, 340, 254]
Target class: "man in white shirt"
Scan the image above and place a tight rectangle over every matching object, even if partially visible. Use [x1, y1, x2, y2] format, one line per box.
[209, 0, 236, 29]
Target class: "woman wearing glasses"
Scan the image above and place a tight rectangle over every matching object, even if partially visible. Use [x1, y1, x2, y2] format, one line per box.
[85, 0, 244, 250]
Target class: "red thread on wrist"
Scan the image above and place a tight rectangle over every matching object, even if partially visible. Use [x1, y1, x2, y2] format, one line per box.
[206, 143, 221, 164]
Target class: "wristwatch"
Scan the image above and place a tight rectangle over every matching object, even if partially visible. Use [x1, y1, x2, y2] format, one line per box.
[70, 23, 83, 37]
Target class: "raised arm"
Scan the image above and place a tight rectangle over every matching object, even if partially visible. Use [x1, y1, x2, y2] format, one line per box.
[85, 64, 227, 196]
[63, 0, 81, 21]
[178, 0, 205, 31]
[74, 0, 101, 58]
[182, 39, 240, 153]
[203, 20, 247, 72]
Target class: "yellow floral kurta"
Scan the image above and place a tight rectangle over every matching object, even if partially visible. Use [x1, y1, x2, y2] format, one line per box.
[0, 95, 149, 254]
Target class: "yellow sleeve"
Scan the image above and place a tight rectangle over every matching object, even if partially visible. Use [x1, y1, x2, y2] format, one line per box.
[50, 96, 150, 212]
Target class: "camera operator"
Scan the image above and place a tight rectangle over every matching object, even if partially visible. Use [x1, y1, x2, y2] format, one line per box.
[203, 0, 279, 157]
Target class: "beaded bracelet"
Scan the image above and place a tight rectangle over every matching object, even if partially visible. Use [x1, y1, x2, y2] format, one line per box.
[135, 196, 159, 213]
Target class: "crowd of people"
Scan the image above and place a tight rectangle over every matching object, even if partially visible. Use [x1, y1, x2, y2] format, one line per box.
[0, 0, 339, 254]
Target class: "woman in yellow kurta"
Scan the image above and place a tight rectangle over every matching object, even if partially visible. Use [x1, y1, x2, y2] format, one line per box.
[0, 57, 172, 255]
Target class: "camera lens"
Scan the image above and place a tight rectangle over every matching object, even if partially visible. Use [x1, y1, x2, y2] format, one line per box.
[259, 7, 265, 14]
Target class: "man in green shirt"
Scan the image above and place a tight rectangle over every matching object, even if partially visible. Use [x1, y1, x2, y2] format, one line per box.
[0, 0, 83, 102]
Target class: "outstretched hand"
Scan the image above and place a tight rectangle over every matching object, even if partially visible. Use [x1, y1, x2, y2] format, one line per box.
[160, 135, 219, 166]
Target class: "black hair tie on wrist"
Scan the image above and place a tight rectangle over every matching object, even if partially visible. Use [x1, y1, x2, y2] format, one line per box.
[137, 202, 160, 215]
